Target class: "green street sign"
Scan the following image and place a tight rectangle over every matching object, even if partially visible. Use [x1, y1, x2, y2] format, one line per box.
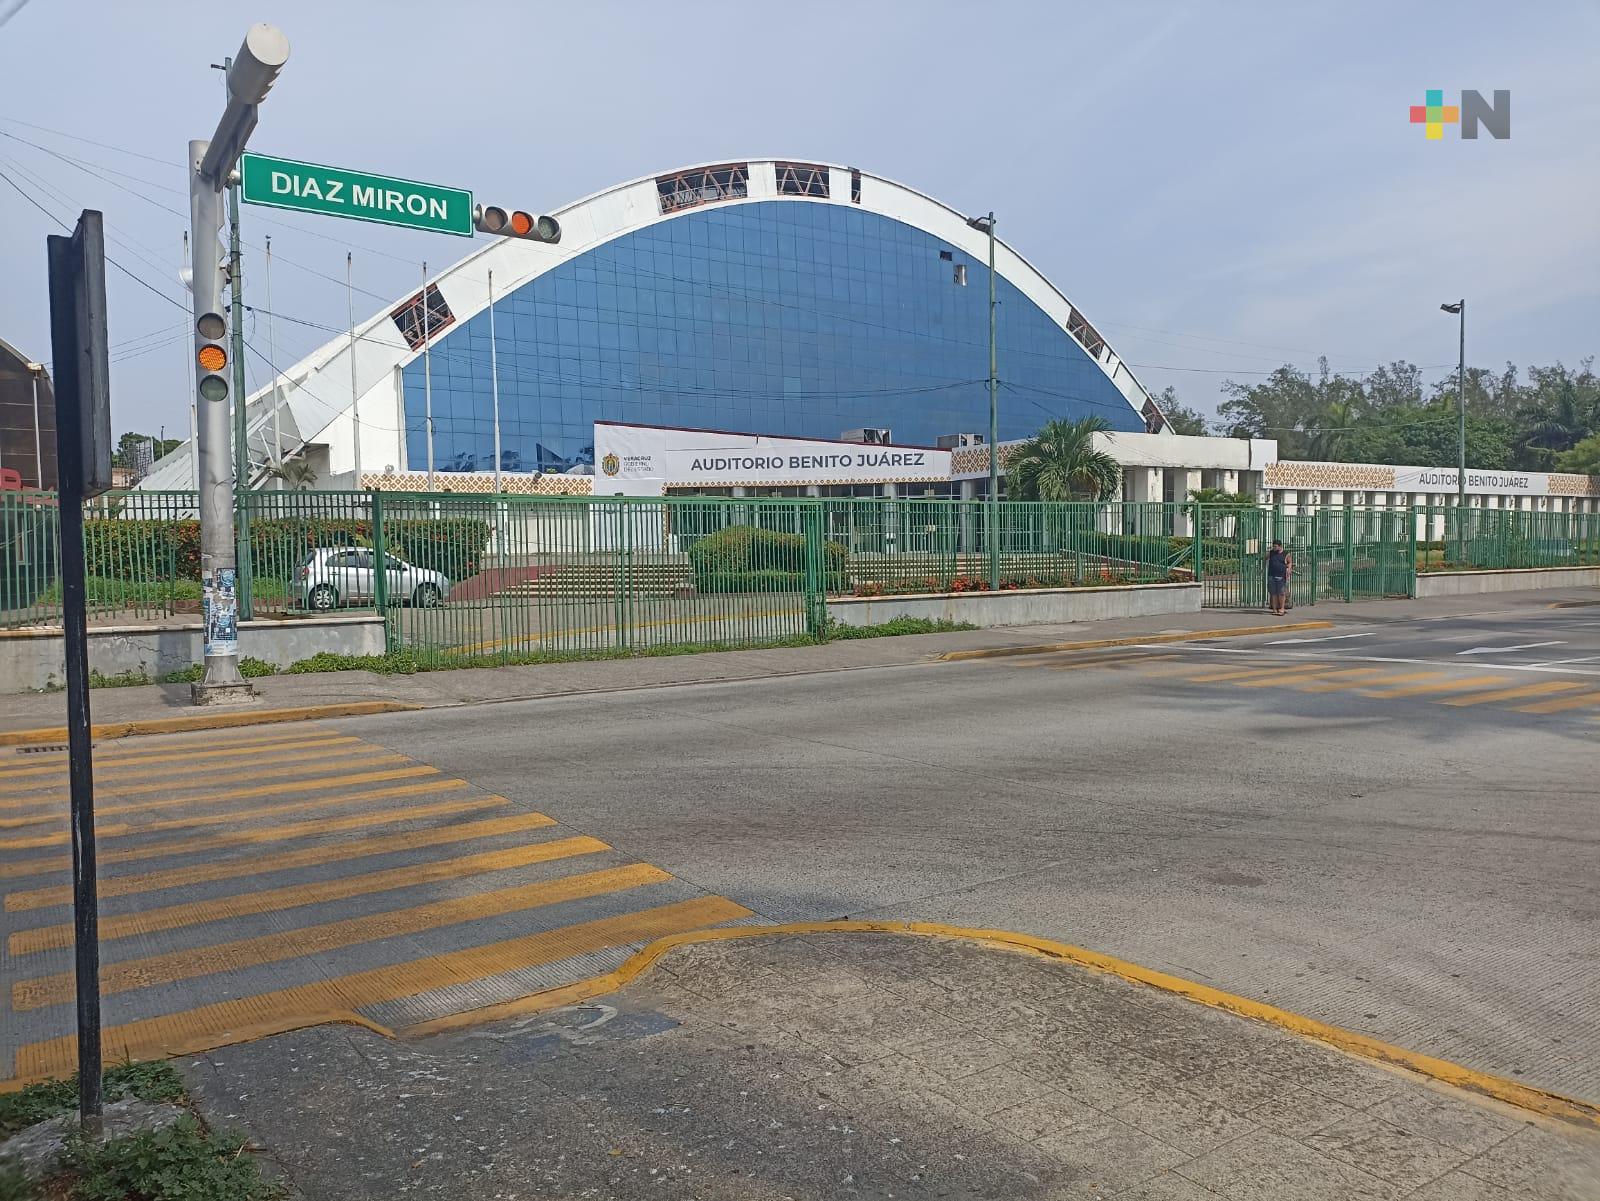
[240, 153, 474, 237]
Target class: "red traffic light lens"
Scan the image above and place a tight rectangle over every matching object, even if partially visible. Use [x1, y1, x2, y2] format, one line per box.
[510, 211, 534, 236]
[480, 206, 507, 234]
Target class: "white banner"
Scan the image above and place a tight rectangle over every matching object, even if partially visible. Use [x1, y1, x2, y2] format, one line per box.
[593, 422, 952, 489]
[1392, 465, 1550, 497]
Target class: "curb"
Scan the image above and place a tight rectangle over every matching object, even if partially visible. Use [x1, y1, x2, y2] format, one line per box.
[400, 920, 1600, 1132]
[0, 701, 421, 747]
[937, 620, 1335, 661]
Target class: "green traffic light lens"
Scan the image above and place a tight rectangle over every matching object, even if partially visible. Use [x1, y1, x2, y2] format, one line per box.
[198, 375, 229, 402]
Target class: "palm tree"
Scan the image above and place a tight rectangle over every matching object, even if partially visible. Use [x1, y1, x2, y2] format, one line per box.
[1006, 416, 1121, 501]
[269, 457, 319, 491]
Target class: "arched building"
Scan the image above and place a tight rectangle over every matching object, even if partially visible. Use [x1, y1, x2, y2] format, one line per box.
[142, 159, 1163, 492]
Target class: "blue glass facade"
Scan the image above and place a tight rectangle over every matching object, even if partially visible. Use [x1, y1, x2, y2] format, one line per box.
[402, 200, 1141, 474]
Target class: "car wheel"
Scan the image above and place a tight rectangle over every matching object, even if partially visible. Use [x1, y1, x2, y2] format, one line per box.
[308, 583, 339, 611]
[412, 583, 442, 608]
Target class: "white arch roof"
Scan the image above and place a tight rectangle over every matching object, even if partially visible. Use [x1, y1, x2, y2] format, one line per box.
[142, 159, 1158, 490]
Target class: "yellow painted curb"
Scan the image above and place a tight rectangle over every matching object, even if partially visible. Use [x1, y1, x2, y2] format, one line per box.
[401, 919, 1600, 1132]
[0, 701, 422, 748]
[938, 620, 1335, 661]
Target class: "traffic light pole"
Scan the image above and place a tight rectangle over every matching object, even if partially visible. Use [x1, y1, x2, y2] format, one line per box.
[228, 171, 253, 619]
[186, 25, 289, 703]
[189, 140, 246, 700]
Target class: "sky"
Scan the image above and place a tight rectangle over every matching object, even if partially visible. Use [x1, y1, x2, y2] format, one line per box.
[1, 0, 1596, 442]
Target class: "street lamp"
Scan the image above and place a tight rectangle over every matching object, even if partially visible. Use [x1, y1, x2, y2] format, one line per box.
[967, 212, 998, 589]
[1441, 299, 1465, 559]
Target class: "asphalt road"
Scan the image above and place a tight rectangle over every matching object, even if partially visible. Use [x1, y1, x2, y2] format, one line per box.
[347, 601, 1600, 1102]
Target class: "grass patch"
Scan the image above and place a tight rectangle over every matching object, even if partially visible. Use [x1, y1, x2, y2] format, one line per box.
[0, 1062, 184, 1140]
[86, 659, 279, 689]
[271, 616, 978, 676]
[0, 1062, 278, 1201]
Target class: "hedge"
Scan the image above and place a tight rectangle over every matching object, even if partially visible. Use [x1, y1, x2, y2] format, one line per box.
[686, 525, 846, 592]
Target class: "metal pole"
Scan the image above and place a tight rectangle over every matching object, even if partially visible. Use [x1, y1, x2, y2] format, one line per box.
[46, 226, 103, 1133]
[1456, 298, 1466, 509]
[29, 370, 43, 486]
[226, 166, 252, 619]
[489, 268, 502, 493]
[190, 138, 244, 691]
[986, 211, 999, 591]
[265, 234, 281, 484]
[422, 261, 435, 490]
[348, 252, 361, 487]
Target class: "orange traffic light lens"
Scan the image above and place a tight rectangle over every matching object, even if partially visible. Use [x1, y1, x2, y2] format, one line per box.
[197, 345, 227, 372]
[510, 211, 534, 236]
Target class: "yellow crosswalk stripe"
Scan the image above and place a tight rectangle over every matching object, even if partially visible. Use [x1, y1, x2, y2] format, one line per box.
[0, 777, 461, 851]
[8, 835, 611, 954]
[1362, 674, 1508, 699]
[0, 734, 359, 780]
[1227, 666, 1349, 688]
[1291, 668, 1393, 691]
[0, 761, 429, 827]
[1515, 690, 1600, 714]
[0, 745, 401, 807]
[13, 894, 752, 1083]
[1302, 669, 1446, 694]
[5, 811, 559, 911]
[1441, 680, 1587, 707]
[1181, 664, 1305, 683]
[13, 862, 673, 1010]
[1044, 653, 1178, 672]
[0, 795, 506, 880]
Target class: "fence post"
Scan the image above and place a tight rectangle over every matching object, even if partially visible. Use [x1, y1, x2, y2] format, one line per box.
[803, 501, 826, 638]
[370, 489, 392, 650]
[1342, 504, 1354, 602]
[1193, 503, 1204, 582]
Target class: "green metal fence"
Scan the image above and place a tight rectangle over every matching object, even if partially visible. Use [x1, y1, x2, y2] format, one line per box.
[822, 498, 1189, 595]
[1414, 505, 1600, 572]
[1193, 504, 1417, 609]
[15, 488, 1596, 648]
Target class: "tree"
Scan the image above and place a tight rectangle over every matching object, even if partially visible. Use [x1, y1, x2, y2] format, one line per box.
[1188, 487, 1255, 507]
[1514, 359, 1599, 469]
[1555, 432, 1600, 476]
[1006, 416, 1121, 501]
[1218, 357, 1366, 461]
[1150, 386, 1209, 435]
[112, 431, 181, 469]
[1340, 407, 1515, 470]
[269, 457, 319, 490]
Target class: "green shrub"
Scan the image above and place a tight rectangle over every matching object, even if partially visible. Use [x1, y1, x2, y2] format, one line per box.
[285, 649, 421, 676]
[61, 1114, 281, 1201]
[686, 525, 845, 592]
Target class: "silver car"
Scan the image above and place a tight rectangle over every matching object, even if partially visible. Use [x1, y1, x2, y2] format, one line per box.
[296, 547, 450, 610]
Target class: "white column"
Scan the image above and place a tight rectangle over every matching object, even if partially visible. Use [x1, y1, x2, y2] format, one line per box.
[1170, 468, 1201, 536]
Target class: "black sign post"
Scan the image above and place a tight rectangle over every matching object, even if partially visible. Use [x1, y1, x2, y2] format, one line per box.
[46, 210, 112, 1133]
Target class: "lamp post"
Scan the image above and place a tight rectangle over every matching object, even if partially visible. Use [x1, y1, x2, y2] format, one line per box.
[1441, 299, 1465, 558]
[967, 212, 998, 589]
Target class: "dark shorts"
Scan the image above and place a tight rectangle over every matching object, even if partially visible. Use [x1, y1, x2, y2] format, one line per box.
[1268, 577, 1288, 596]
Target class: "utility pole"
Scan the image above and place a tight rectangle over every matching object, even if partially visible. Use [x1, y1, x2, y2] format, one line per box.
[966, 212, 1000, 589]
[226, 142, 251, 619]
[348, 253, 361, 486]
[187, 24, 289, 703]
[489, 267, 502, 493]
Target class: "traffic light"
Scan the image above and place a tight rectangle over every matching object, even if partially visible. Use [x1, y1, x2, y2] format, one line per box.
[474, 204, 561, 243]
[195, 310, 229, 402]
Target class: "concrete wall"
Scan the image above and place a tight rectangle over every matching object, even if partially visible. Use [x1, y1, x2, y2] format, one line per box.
[1414, 566, 1600, 598]
[828, 581, 1201, 628]
[0, 615, 386, 694]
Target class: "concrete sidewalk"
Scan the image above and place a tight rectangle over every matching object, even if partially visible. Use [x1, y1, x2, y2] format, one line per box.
[2, 589, 1584, 737]
[183, 930, 1600, 1200]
